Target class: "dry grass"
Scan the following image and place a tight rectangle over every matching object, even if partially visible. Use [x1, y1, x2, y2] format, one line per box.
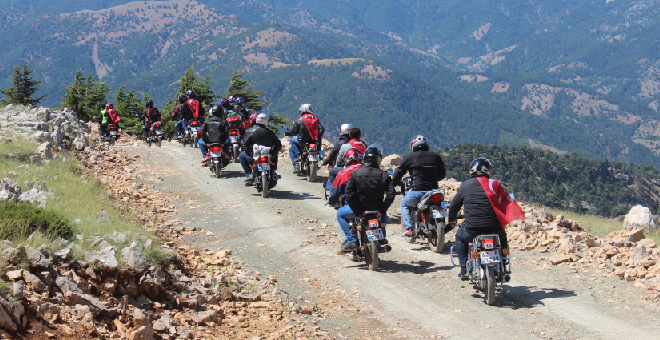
[552, 209, 660, 244]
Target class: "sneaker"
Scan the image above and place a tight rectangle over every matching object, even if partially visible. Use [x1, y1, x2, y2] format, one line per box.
[404, 228, 413, 236]
[378, 245, 392, 253]
[341, 241, 358, 253]
[458, 266, 469, 281]
[378, 239, 389, 245]
[201, 156, 210, 163]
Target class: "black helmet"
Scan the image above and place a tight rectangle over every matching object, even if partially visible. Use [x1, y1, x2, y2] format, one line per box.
[186, 89, 196, 99]
[145, 99, 154, 108]
[209, 105, 221, 117]
[469, 157, 492, 178]
[410, 135, 429, 152]
[178, 94, 186, 104]
[101, 102, 107, 109]
[363, 144, 383, 167]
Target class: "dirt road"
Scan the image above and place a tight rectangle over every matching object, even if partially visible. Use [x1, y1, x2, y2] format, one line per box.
[124, 142, 660, 339]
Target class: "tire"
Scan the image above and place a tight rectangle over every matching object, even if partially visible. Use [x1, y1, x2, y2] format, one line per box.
[261, 173, 269, 198]
[109, 136, 115, 146]
[486, 266, 496, 306]
[307, 161, 317, 182]
[233, 145, 239, 164]
[365, 240, 379, 271]
[157, 136, 162, 147]
[147, 139, 152, 147]
[215, 163, 222, 178]
[428, 219, 446, 253]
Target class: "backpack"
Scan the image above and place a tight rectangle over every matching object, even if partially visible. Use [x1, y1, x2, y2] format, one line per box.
[107, 109, 121, 124]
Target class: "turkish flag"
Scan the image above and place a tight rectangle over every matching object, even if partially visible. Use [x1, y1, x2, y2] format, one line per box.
[477, 177, 526, 228]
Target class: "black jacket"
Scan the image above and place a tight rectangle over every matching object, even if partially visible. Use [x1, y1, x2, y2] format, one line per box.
[322, 135, 351, 166]
[285, 115, 325, 145]
[345, 165, 395, 216]
[242, 124, 282, 157]
[392, 150, 446, 191]
[448, 177, 502, 233]
[201, 115, 227, 144]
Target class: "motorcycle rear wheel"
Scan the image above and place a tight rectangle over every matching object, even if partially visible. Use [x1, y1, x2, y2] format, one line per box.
[233, 145, 239, 163]
[485, 266, 496, 306]
[364, 240, 379, 270]
[215, 163, 222, 178]
[157, 136, 162, 147]
[307, 161, 317, 182]
[109, 136, 116, 146]
[261, 174, 269, 198]
[429, 220, 446, 253]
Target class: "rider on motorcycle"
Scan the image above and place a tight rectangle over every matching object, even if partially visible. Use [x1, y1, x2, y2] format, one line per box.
[181, 89, 205, 129]
[141, 100, 161, 141]
[99, 103, 109, 137]
[198, 105, 228, 163]
[322, 123, 353, 168]
[328, 147, 362, 205]
[284, 104, 324, 167]
[240, 114, 282, 182]
[448, 157, 523, 279]
[392, 135, 446, 236]
[172, 94, 187, 137]
[340, 145, 395, 253]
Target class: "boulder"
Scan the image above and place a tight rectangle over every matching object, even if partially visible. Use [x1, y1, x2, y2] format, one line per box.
[84, 246, 118, 269]
[63, 291, 109, 316]
[623, 205, 657, 230]
[0, 304, 17, 334]
[382, 154, 402, 167]
[26, 246, 51, 269]
[121, 242, 148, 272]
[0, 178, 22, 202]
[34, 142, 52, 160]
[55, 277, 84, 295]
[22, 272, 47, 293]
[18, 188, 47, 207]
[128, 326, 154, 340]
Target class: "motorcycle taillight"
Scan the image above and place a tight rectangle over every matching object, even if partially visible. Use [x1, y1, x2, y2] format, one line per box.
[482, 239, 494, 249]
[430, 193, 444, 204]
[191, 120, 199, 126]
[209, 146, 222, 152]
[230, 130, 238, 136]
[109, 125, 117, 130]
[260, 157, 269, 163]
[154, 123, 161, 128]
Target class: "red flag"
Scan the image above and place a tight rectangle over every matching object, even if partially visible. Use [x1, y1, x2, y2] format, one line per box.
[333, 164, 363, 188]
[477, 177, 525, 228]
[302, 113, 319, 141]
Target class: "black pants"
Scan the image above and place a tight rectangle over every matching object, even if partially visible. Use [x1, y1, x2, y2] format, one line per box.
[99, 123, 109, 137]
[456, 226, 508, 268]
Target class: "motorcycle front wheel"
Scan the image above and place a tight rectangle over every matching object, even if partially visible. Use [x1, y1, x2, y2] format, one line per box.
[485, 266, 496, 306]
[261, 173, 269, 198]
[365, 240, 379, 271]
[428, 219, 446, 253]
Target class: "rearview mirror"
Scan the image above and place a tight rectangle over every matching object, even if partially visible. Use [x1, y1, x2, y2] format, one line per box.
[283, 125, 289, 130]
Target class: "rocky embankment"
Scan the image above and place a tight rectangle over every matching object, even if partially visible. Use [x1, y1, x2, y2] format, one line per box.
[438, 179, 660, 302]
[0, 106, 333, 339]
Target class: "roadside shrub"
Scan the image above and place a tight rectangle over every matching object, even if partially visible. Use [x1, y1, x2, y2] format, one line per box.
[0, 201, 75, 240]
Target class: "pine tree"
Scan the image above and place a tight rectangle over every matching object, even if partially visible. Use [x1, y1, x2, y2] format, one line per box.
[114, 86, 145, 135]
[61, 70, 111, 121]
[225, 68, 266, 112]
[162, 67, 216, 138]
[1, 60, 47, 106]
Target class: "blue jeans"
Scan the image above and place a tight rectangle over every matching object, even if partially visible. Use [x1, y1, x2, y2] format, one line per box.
[337, 205, 388, 244]
[240, 151, 278, 177]
[401, 190, 428, 230]
[198, 139, 208, 157]
[289, 136, 304, 165]
[325, 166, 344, 190]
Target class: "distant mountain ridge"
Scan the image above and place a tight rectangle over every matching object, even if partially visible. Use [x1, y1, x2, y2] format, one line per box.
[1, 0, 659, 167]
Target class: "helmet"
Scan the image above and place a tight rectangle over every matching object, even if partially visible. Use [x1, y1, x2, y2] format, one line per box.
[344, 147, 363, 167]
[410, 135, 429, 152]
[209, 105, 221, 117]
[227, 96, 235, 103]
[250, 112, 259, 124]
[299, 103, 314, 115]
[256, 113, 269, 125]
[469, 157, 492, 178]
[186, 89, 196, 99]
[340, 123, 353, 136]
[219, 98, 229, 107]
[145, 99, 153, 108]
[235, 97, 245, 106]
[178, 94, 187, 104]
[106, 103, 113, 109]
[363, 144, 383, 167]
[101, 102, 107, 109]
[336, 143, 354, 166]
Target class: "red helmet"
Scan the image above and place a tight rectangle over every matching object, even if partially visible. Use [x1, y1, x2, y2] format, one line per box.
[106, 103, 113, 109]
[344, 147, 363, 167]
[250, 112, 259, 124]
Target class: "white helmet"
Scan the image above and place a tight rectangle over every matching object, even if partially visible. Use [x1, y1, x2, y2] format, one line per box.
[256, 113, 269, 125]
[340, 123, 353, 136]
[299, 103, 314, 115]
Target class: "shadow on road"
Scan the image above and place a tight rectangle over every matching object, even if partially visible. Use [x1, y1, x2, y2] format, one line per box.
[408, 241, 456, 254]
[477, 285, 577, 309]
[252, 190, 321, 201]
[347, 259, 453, 274]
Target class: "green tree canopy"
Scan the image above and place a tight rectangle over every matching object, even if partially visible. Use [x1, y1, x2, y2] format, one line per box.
[113, 86, 149, 135]
[61, 70, 111, 121]
[1, 60, 47, 106]
[161, 67, 216, 138]
[225, 68, 267, 112]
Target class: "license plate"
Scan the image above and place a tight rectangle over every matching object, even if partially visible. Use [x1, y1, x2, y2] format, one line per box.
[230, 136, 239, 142]
[192, 127, 198, 132]
[432, 210, 441, 219]
[211, 151, 223, 158]
[308, 155, 319, 161]
[156, 130, 162, 135]
[259, 163, 270, 170]
[480, 251, 501, 264]
[110, 131, 117, 135]
[366, 228, 384, 242]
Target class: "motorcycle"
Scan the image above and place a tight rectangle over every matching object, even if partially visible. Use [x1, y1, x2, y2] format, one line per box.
[207, 143, 229, 178]
[102, 123, 119, 145]
[284, 126, 324, 182]
[346, 211, 389, 271]
[227, 128, 241, 163]
[402, 189, 452, 253]
[249, 145, 280, 198]
[145, 121, 163, 147]
[451, 232, 511, 305]
[187, 119, 201, 147]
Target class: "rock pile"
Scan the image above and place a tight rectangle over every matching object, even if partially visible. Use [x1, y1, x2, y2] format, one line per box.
[437, 179, 660, 301]
[0, 178, 48, 208]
